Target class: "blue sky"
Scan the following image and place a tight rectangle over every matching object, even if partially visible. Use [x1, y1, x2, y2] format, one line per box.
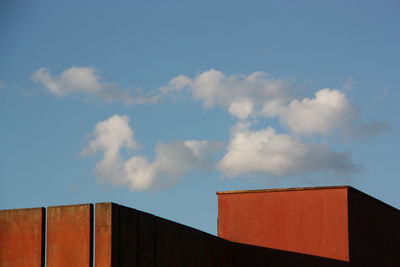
[1, 0, 399, 235]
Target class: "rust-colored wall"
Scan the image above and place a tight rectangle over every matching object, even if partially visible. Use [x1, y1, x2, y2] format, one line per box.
[95, 203, 234, 267]
[95, 203, 119, 267]
[0, 207, 45, 267]
[218, 188, 349, 261]
[0, 201, 349, 267]
[95, 203, 142, 267]
[46, 204, 93, 267]
[348, 188, 400, 266]
[9, 188, 400, 266]
[94, 202, 346, 267]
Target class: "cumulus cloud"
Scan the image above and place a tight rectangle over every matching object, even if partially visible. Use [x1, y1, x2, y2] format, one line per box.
[159, 70, 390, 180]
[82, 114, 222, 191]
[158, 75, 192, 94]
[160, 70, 390, 138]
[262, 88, 390, 138]
[75, 70, 389, 185]
[275, 89, 354, 135]
[219, 122, 359, 177]
[160, 69, 290, 119]
[32, 67, 157, 105]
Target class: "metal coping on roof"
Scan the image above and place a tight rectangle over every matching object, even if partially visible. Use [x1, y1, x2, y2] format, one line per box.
[216, 185, 350, 195]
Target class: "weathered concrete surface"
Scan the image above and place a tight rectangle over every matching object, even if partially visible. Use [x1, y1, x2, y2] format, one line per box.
[46, 204, 93, 267]
[218, 186, 350, 261]
[0, 207, 45, 267]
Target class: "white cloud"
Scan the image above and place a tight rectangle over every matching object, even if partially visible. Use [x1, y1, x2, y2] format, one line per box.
[83, 114, 223, 191]
[261, 88, 390, 138]
[160, 69, 290, 119]
[219, 123, 359, 177]
[228, 100, 254, 119]
[75, 70, 389, 185]
[82, 114, 139, 156]
[32, 66, 157, 105]
[161, 70, 390, 138]
[277, 89, 354, 135]
[158, 75, 192, 94]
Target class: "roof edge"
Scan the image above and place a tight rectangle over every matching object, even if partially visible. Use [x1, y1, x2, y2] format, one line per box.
[216, 185, 400, 213]
[216, 185, 350, 195]
[347, 187, 400, 213]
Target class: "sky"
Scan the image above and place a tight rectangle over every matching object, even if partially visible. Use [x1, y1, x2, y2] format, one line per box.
[1, 0, 399, 235]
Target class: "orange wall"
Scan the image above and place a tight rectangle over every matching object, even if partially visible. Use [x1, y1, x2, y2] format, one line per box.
[0, 198, 354, 266]
[218, 188, 349, 261]
[95, 203, 119, 267]
[94, 202, 346, 266]
[0, 208, 45, 267]
[46, 204, 93, 267]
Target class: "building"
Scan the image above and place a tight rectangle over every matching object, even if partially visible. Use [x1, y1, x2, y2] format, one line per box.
[1, 186, 399, 266]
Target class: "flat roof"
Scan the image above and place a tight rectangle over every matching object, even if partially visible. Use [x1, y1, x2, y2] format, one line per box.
[216, 185, 349, 195]
[216, 185, 400, 213]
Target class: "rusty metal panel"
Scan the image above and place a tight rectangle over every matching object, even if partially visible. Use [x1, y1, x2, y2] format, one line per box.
[215, 237, 233, 267]
[138, 211, 156, 267]
[0, 207, 45, 267]
[46, 204, 93, 267]
[155, 216, 231, 267]
[95, 203, 120, 267]
[119, 205, 139, 266]
[232, 241, 349, 266]
[95, 203, 141, 267]
[348, 188, 400, 266]
[192, 231, 218, 266]
[155, 217, 180, 266]
[218, 187, 349, 261]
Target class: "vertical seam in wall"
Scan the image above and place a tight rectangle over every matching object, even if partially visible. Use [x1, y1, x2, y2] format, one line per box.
[42, 207, 46, 267]
[113, 203, 121, 267]
[347, 189, 351, 263]
[118, 205, 122, 267]
[137, 212, 140, 267]
[154, 215, 157, 267]
[90, 204, 94, 267]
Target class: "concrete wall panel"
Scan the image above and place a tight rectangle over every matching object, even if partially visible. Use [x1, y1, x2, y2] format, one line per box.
[46, 204, 93, 267]
[0, 207, 45, 267]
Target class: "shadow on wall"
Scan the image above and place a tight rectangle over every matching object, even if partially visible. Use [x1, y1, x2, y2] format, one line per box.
[1, 202, 347, 267]
[1, 185, 399, 266]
